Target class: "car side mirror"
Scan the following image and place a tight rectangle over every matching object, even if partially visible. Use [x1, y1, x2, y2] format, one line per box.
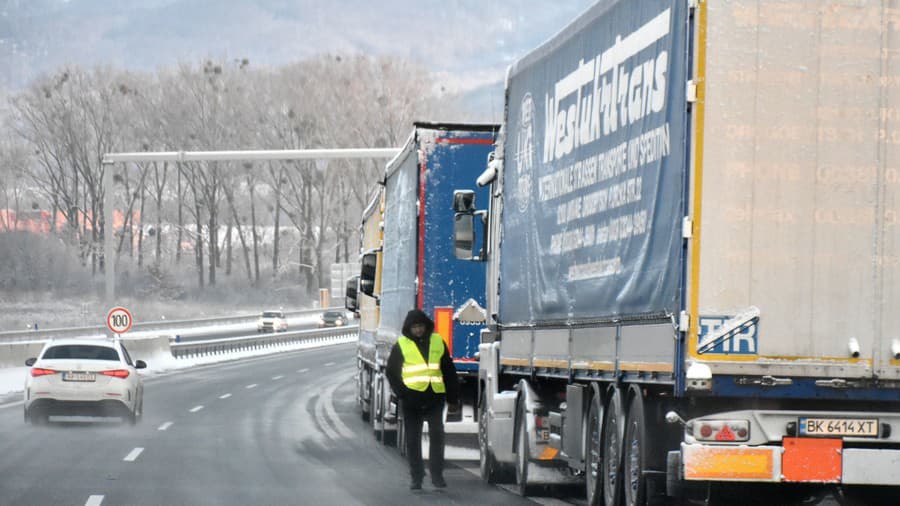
[345, 275, 359, 311]
[135, 360, 147, 369]
[453, 190, 475, 212]
[25, 357, 36, 367]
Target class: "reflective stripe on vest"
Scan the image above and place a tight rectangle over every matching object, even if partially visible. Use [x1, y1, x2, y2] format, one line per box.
[399, 333, 446, 393]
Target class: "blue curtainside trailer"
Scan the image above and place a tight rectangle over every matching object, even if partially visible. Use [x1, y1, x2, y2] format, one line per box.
[355, 122, 498, 445]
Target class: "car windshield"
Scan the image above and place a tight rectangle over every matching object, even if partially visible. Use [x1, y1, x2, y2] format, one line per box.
[262, 312, 282, 318]
[324, 312, 344, 318]
[42, 345, 120, 361]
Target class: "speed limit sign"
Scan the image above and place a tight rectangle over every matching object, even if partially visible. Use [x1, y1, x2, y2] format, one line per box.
[107, 307, 134, 334]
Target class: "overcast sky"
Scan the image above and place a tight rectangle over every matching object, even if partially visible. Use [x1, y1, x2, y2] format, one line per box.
[0, 0, 596, 111]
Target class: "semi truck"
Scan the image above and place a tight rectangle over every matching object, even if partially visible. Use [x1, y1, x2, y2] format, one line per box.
[352, 122, 498, 446]
[453, 1, 900, 505]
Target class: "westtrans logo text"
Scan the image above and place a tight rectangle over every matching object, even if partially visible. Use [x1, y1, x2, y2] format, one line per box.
[543, 8, 671, 163]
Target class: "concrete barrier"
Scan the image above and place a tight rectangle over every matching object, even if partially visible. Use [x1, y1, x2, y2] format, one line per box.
[0, 340, 47, 368]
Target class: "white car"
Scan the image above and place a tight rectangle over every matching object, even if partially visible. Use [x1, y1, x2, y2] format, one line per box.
[24, 338, 146, 425]
[257, 310, 288, 333]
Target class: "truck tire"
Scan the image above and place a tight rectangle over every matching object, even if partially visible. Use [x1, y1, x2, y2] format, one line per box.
[623, 392, 647, 506]
[602, 389, 625, 506]
[479, 393, 513, 484]
[585, 393, 604, 506]
[371, 379, 382, 441]
[358, 364, 370, 422]
[515, 400, 536, 496]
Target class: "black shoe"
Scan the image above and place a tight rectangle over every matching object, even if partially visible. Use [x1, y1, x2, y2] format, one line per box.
[432, 476, 447, 488]
[410, 480, 422, 490]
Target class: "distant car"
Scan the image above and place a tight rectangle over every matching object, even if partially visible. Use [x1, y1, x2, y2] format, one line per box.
[319, 310, 347, 328]
[257, 310, 288, 333]
[23, 337, 146, 425]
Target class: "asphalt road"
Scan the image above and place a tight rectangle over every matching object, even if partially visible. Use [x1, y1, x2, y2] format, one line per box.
[0, 342, 535, 506]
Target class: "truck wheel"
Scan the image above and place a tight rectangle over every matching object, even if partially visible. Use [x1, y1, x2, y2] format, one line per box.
[585, 393, 604, 506]
[602, 389, 625, 506]
[623, 393, 647, 506]
[515, 401, 535, 496]
[371, 379, 382, 441]
[479, 393, 512, 484]
[359, 366, 370, 422]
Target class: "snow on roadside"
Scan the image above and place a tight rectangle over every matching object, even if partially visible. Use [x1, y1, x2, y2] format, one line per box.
[0, 333, 356, 397]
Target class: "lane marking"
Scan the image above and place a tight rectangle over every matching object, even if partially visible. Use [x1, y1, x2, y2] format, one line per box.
[85, 495, 104, 506]
[189, 405, 204, 413]
[272, 375, 284, 380]
[297, 368, 309, 373]
[157, 422, 173, 431]
[123, 447, 144, 462]
[324, 362, 336, 367]
[219, 393, 232, 399]
[0, 400, 24, 410]
[246, 384, 258, 389]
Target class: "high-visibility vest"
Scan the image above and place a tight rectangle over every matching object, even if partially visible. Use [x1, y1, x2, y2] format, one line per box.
[398, 333, 446, 393]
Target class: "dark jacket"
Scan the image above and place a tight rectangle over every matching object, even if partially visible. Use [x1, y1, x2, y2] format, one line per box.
[386, 309, 460, 407]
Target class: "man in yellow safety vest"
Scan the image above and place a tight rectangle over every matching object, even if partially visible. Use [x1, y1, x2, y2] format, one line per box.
[386, 309, 460, 491]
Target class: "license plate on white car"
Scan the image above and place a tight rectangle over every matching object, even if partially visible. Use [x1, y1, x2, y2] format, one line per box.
[799, 417, 878, 437]
[63, 372, 96, 382]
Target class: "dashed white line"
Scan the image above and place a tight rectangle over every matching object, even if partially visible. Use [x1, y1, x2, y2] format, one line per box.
[246, 384, 258, 389]
[123, 447, 144, 462]
[272, 375, 284, 380]
[298, 368, 309, 373]
[189, 405, 204, 413]
[219, 393, 232, 399]
[157, 422, 173, 431]
[85, 495, 104, 506]
[324, 362, 335, 367]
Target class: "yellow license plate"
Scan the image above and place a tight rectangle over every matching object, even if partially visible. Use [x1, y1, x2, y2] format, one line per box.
[799, 418, 878, 437]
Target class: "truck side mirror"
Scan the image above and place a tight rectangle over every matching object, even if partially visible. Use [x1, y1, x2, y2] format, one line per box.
[345, 275, 359, 311]
[359, 252, 377, 296]
[453, 190, 475, 213]
[454, 213, 475, 260]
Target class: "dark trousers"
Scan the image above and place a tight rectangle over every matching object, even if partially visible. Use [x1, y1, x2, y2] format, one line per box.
[402, 400, 445, 482]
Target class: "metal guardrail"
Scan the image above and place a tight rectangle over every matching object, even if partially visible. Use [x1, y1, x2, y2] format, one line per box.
[0, 307, 346, 344]
[170, 325, 359, 359]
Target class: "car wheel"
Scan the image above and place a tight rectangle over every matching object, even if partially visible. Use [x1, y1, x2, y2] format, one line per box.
[135, 396, 144, 424]
[29, 410, 47, 426]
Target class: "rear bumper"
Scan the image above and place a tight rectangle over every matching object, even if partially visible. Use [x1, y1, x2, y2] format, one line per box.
[677, 443, 900, 486]
[26, 398, 132, 418]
